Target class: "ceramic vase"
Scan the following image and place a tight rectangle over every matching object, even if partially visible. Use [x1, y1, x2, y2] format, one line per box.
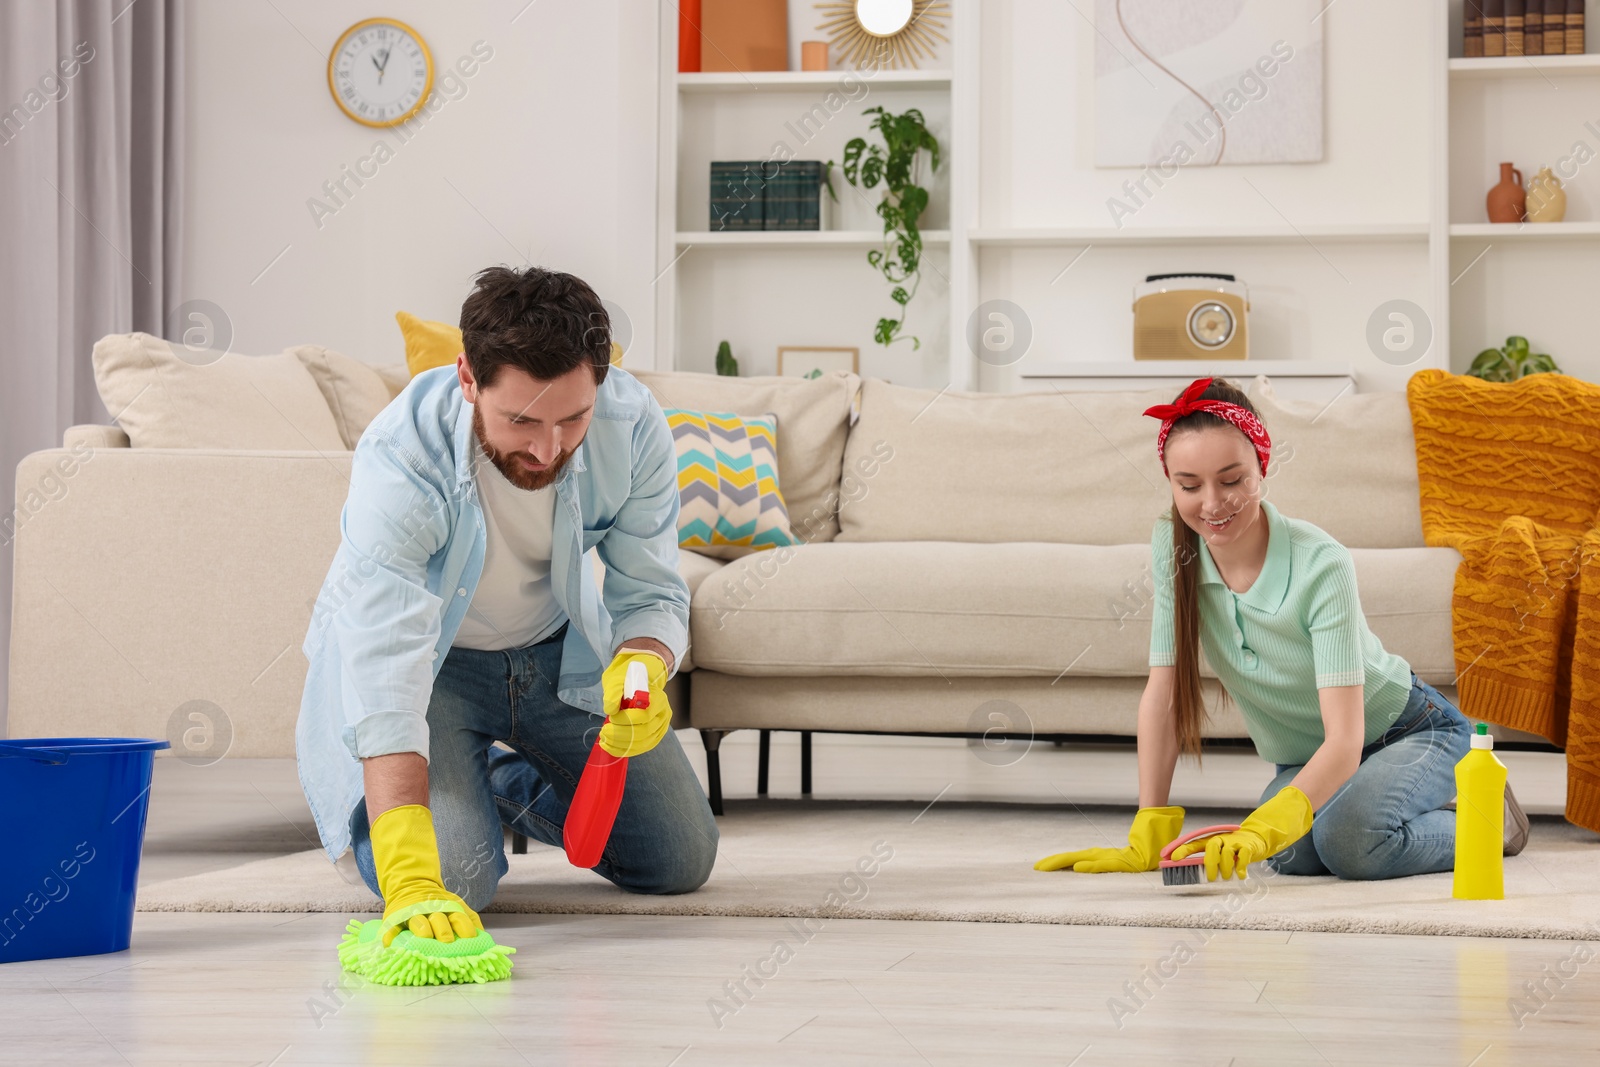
[1526, 166, 1567, 223]
[1486, 162, 1526, 223]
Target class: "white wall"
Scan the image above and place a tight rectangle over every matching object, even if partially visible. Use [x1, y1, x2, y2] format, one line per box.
[976, 0, 1437, 394]
[182, 0, 661, 367]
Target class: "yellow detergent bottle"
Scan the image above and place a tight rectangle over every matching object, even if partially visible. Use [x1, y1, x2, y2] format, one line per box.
[1453, 723, 1506, 901]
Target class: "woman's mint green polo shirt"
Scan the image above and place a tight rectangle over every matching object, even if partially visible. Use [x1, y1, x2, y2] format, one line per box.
[1148, 500, 1413, 765]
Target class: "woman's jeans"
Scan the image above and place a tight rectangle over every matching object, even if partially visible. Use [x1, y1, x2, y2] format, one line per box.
[350, 623, 719, 910]
[1262, 672, 1472, 880]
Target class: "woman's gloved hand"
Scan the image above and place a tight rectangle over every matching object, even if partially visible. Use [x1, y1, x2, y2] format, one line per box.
[1170, 786, 1314, 881]
[370, 803, 483, 947]
[598, 650, 672, 758]
[1034, 805, 1186, 873]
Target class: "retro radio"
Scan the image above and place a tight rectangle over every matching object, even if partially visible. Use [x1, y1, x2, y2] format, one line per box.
[1132, 273, 1250, 360]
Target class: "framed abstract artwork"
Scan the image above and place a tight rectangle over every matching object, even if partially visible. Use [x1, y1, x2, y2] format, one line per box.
[1094, 0, 1324, 168]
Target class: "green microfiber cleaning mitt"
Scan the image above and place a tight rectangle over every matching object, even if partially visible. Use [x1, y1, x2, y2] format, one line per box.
[338, 899, 515, 986]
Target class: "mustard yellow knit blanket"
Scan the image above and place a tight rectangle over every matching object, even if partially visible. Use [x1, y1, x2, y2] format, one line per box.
[1407, 369, 1600, 832]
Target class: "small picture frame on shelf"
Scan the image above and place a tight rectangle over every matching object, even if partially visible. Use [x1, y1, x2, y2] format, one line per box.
[777, 346, 859, 378]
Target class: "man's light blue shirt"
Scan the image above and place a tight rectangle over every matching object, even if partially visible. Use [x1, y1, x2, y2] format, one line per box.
[296, 365, 689, 860]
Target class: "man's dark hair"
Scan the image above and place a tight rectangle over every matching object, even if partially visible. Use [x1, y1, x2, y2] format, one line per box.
[458, 266, 611, 390]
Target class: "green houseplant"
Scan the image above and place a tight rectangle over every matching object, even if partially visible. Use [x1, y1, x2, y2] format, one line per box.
[1468, 336, 1561, 382]
[834, 106, 941, 350]
[715, 339, 739, 376]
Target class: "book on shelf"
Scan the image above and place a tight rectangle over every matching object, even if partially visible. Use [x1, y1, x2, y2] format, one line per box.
[1468, 0, 1587, 55]
[1506, 0, 1526, 56]
[1546, 0, 1567, 52]
[1485, 0, 1507, 56]
[708, 160, 830, 232]
[763, 160, 826, 231]
[709, 161, 770, 231]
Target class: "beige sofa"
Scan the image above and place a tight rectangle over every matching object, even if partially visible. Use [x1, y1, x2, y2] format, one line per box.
[8, 334, 1467, 815]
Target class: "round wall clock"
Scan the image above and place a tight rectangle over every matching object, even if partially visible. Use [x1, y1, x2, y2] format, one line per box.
[327, 18, 433, 128]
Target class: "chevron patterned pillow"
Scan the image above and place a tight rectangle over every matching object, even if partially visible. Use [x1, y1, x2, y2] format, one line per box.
[664, 408, 795, 552]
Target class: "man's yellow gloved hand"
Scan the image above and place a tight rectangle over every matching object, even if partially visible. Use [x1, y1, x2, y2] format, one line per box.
[370, 803, 483, 947]
[1034, 805, 1185, 873]
[598, 650, 672, 758]
[1171, 785, 1314, 881]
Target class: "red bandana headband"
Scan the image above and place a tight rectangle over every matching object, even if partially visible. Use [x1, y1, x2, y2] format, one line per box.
[1142, 377, 1272, 478]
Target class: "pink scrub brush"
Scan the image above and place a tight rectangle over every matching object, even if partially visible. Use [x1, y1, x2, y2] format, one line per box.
[1159, 824, 1241, 886]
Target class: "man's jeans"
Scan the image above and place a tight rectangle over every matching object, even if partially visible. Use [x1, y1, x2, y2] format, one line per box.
[1262, 672, 1472, 880]
[350, 624, 718, 910]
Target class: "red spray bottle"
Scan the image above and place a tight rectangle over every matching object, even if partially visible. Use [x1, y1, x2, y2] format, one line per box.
[563, 659, 649, 868]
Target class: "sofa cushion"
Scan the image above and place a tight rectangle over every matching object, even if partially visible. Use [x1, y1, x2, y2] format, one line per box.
[91, 333, 346, 451]
[397, 310, 463, 377]
[1250, 376, 1426, 548]
[836, 380, 1174, 545]
[687, 540, 1461, 684]
[633, 370, 859, 556]
[291, 345, 394, 449]
[664, 408, 795, 551]
[591, 545, 723, 672]
[371, 362, 412, 401]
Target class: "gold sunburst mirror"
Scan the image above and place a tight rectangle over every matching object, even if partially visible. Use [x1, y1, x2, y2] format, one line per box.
[817, 0, 951, 71]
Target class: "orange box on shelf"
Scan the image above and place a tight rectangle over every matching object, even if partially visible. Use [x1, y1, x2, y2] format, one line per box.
[699, 0, 789, 73]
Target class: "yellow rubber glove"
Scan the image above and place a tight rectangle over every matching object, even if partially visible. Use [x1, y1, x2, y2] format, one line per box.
[1171, 786, 1314, 881]
[1034, 806, 1185, 873]
[370, 804, 484, 947]
[598, 650, 672, 758]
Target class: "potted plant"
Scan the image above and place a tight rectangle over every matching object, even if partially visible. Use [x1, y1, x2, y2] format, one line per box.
[834, 106, 941, 350]
[1468, 336, 1560, 381]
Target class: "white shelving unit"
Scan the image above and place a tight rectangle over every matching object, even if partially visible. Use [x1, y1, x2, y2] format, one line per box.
[1447, 53, 1600, 76]
[675, 229, 952, 249]
[654, 2, 975, 388]
[1018, 360, 1355, 405]
[653, 2, 1599, 391]
[677, 69, 953, 93]
[969, 224, 1429, 247]
[1449, 222, 1600, 240]
[1445, 0, 1600, 383]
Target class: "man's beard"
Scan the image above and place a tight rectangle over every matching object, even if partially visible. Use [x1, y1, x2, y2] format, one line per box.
[471, 405, 575, 491]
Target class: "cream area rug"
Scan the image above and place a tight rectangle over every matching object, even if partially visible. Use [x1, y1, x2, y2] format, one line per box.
[136, 801, 1600, 941]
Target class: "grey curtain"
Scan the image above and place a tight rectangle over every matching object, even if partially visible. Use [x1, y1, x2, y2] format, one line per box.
[0, 0, 183, 734]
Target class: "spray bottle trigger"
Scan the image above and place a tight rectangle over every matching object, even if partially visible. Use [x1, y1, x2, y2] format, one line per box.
[620, 659, 651, 711]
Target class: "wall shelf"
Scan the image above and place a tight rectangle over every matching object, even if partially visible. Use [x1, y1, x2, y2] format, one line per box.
[1449, 222, 1600, 240]
[1020, 360, 1354, 378]
[1449, 54, 1600, 78]
[675, 229, 951, 249]
[969, 224, 1429, 247]
[678, 69, 952, 93]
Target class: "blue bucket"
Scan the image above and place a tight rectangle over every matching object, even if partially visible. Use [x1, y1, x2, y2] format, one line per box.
[0, 737, 169, 965]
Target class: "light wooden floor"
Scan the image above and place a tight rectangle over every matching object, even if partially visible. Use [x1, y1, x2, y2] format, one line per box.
[4, 733, 1594, 1066]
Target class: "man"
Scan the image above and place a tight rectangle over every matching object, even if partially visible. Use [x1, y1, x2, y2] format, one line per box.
[297, 266, 717, 948]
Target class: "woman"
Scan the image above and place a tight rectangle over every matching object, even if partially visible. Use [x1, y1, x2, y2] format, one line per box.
[1034, 377, 1528, 881]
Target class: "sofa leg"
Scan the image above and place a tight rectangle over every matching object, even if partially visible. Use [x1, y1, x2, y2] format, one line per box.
[757, 729, 771, 795]
[700, 729, 725, 817]
[511, 831, 527, 855]
[800, 731, 813, 796]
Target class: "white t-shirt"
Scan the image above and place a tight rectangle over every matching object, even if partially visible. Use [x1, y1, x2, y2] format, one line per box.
[451, 434, 569, 651]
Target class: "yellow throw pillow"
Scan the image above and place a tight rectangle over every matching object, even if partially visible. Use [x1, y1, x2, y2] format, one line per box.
[396, 311, 463, 378]
[396, 309, 625, 378]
